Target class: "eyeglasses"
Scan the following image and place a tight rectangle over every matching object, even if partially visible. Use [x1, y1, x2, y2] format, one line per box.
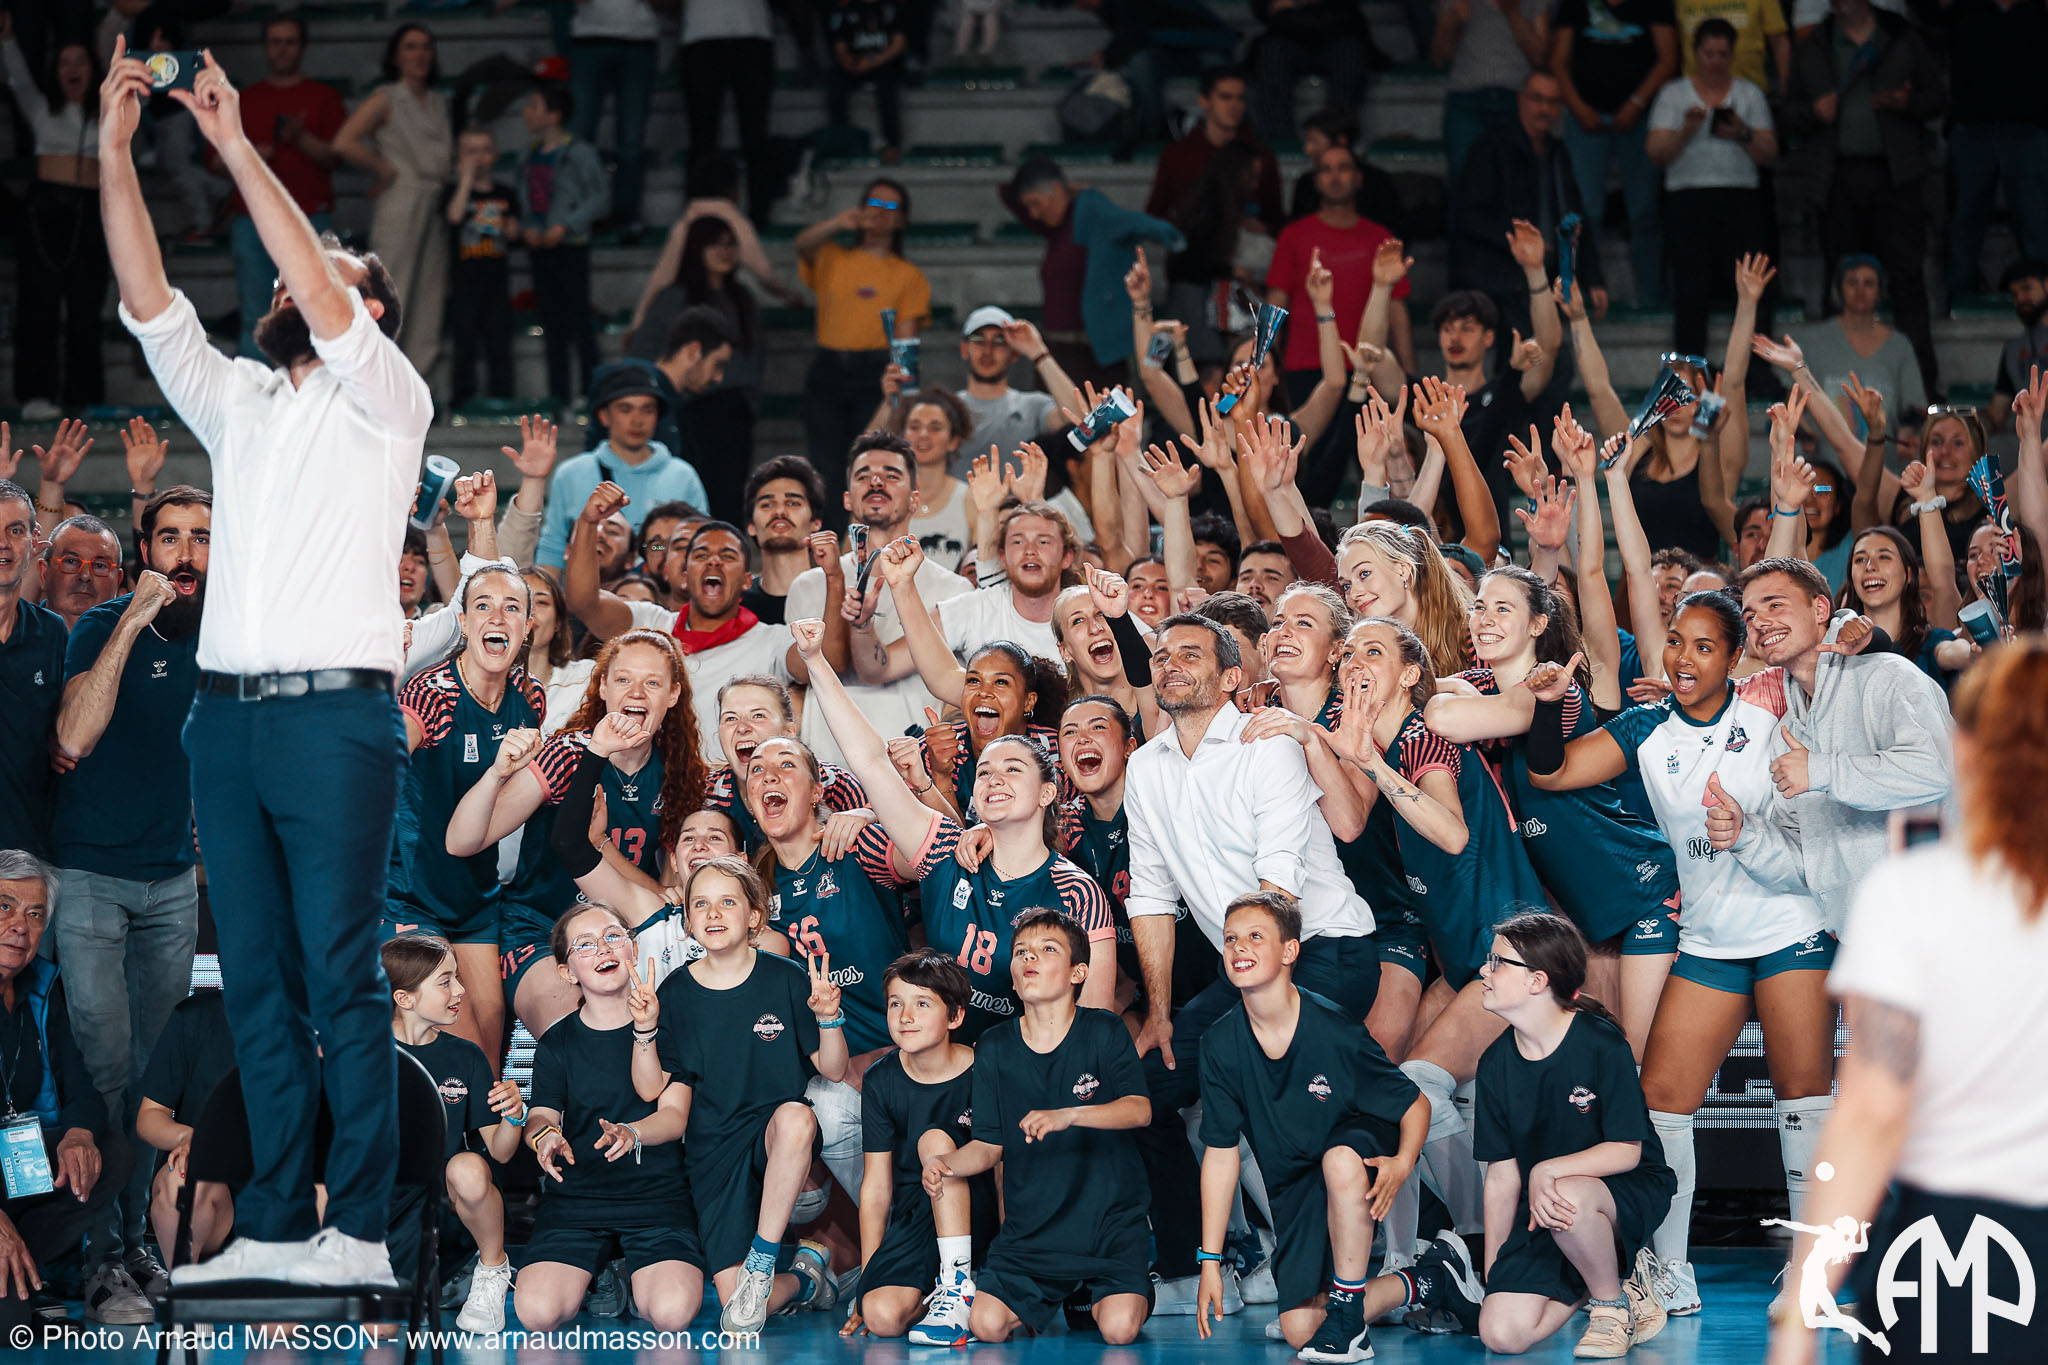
[1660, 352, 1711, 371]
[865, 197, 901, 211]
[568, 930, 633, 956]
[52, 554, 119, 577]
[1484, 951, 1529, 972]
[1926, 404, 1980, 419]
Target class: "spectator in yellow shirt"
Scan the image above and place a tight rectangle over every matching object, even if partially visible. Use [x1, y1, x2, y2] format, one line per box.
[1675, 0, 1789, 90]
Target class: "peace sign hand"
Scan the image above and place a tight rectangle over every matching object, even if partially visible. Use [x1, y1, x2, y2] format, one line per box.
[626, 961, 659, 1031]
[807, 952, 843, 1021]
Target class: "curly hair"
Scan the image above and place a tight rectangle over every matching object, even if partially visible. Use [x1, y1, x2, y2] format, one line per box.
[561, 630, 708, 859]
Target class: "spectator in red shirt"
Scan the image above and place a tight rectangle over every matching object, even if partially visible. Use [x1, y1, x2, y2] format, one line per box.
[1264, 143, 1415, 403]
[226, 15, 345, 358]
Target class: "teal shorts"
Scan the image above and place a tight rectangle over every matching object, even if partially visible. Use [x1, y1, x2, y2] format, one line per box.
[500, 939, 557, 1010]
[1619, 907, 1680, 956]
[1374, 918, 1431, 983]
[1670, 932, 1838, 995]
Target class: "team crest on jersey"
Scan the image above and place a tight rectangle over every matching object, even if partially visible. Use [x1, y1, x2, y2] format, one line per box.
[1406, 874, 1427, 896]
[1072, 1073, 1100, 1099]
[817, 868, 838, 899]
[753, 1014, 786, 1041]
[956, 1109, 972, 1129]
[1307, 1073, 1332, 1102]
[951, 882, 973, 910]
[463, 733, 480, 764]
[1666, 753, 1681, 774]
[32, 671, 42, 686]
[1636, 860, 1660, 883]
[438, 1078, 469, 1105]
[1568, 1086, 1596, 1113]
[1724, 724, 1750, 753]
[428, 671, 459, 691]
[1106, 827, 1124, 846]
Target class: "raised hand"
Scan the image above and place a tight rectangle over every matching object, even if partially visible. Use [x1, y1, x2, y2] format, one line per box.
[1009, 441, 1050, 503]
[1303, 247, 1335, 312]
[1506, 329, 1543, 374]
[626, 962, 658, 1031]
[807, 529, 842, 578]
[589, 711, 650, 758]
[35, 418, 94, 486]
[1506, 218, 1546, 271]
[1326, 671, 1386, 768]
[121, 417, 168, 492]
[1371, 237, 1413, 288]
[1125, 245, 1152, 305]
[0, 423, 18, 482]
[580, 480, 629, 526]
[807, 951, 843, 1021]
[879, 362, 909, 403]
[1236, 413, 1304, 495]
[453, 470, 498, 522]
[886, 735, 932, 792]
[2017, 364, 2048, 439]
[789, 616, 827, 659]
[1085, 561, 1131, 618]
[1181, 398, 1239, 472]
[1551, 405, 1598, 481]
[1900, 460, 1936, 504]
[966, 448, 1008, 520]
[1503, 425, 1548, 499]
[1001, 317, 1050, 361]
[1410, 376, 1467, 438]
[99, 36, 154, 155]
[503, 415, 559, 481]
[1734, 253, 1776, 303]
[493, 728, 543, 778]
[1514, 476, 1577, 553]
[1337, 338, 1387, 376]
[876, 534, 924, 588]
[1841, 372, 1885, 442]
[1138, 441, 1203, 501]
[170, 50, 248, 152]
[922, 706, 962, 779]
[1522, 652, 1584, 702]
[1751, 332, 1805, 373]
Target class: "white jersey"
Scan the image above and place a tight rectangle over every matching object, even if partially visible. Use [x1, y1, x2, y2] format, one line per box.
[1601, 675, 1825, 959]
[631, 902, 704, 988]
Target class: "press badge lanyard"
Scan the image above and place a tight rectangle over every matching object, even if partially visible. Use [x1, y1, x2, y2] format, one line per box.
[0, 1023, 57, 1199]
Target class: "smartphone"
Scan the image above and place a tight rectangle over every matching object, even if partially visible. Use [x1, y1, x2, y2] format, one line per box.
[1690, 391, 1726, 440]
[1711, 106, 1737, 134]
[1887, 804, 1945, 853]
[1144, 329, 1175, 369]
[144, 51, 205, 94]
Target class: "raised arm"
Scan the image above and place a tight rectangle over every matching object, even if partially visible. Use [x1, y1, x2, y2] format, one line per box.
[1842, 374, 1893, 535]
[1897, 461, 1961, 629]
[1764, 391, 1821, 561]
[56, 577, 176, 759]
[1553, 407, 1625, 710]
[1602, 435, 1664, 643]
[562, 482, 637, 641]
[1126, 438, 1203, 596]
[1556, 280, 1629, 441]
[97, 41, 175, 323]
[791, 619, 947, 862]
[1506, 221, 1561, 401]
[1410, 377, 1501, 564]
[882, 538, 965, 700]
[2012, 365, 2048, 545]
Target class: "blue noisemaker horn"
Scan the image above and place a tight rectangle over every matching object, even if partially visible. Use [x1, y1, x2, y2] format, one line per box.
[1967, 455, 2023, 582]
[1557, 214, 1582, 299]
[1218, 302, 1288, 414]
[879, 307, 897, 345]
[1628, 368, 1698, 441]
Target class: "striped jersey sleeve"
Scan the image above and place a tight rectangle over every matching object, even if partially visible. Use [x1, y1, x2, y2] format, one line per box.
[1558, 681, 1590, 739]
[704, 766, 739, 814]
[820, 764, 869, 814]
[910, 813, 965, 880]
[513, 670, 548, 722]
[1392, 719, 1462, 782]
[915, 720, 970, 783]
[397, 665, 460, 747]
[529, 731, 590, 804]
[1456, 666, 1499, 695]
[1051, 858, 1117, 940]
[851, 822, 912, 888]
[1735, 668, 1788, 717]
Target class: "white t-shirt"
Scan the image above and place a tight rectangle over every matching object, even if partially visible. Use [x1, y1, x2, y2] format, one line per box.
[937, 585, 1062, 669]
[1600, 679, 1825, 958]
[913, 478, 974, 572]
[785, 553, 974, 768]
[538, 658, 597, 738]
[1649, 76, 1773, 191]
[683, 0, 773, 43]
[627, 600, 793, 762]
[1832, 843, 2048, 1205]
[572, 0, 659, 40]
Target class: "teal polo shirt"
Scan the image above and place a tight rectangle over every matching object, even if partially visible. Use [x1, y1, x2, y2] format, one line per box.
[51, 595, 201, 880]
[0, 598, 67, 857]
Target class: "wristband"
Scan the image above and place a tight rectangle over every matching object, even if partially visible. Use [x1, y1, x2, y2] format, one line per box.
[505, 1108, 528, 1127]
[1909, 496, 1947, 515]
[1316, 313, 1336, 324]
[131, 488, 154, 499]
[1769, 504, 1803, 519]
[629, 1124, 642, 1165]
[633, 1026, 659, 1039]
[530, 1124, 561, 1152]
[1196, 1249, 1224, 1264]
[1106, 609, 1154, 690]
[817, 1014, 846, 1030]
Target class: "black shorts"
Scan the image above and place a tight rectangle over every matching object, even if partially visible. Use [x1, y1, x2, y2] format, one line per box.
[976, 1216, 1152, 1336]
[1484, 1165, 1675, 1305]
[688, 1118, 821, 1273]
[522, 1209, 705, 1277]
[1267, 1123, 1402, 1311]
[860, 1164, 998, 1294]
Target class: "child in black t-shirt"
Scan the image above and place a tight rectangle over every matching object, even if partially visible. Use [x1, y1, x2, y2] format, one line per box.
[1193, 892, 1437, 1362]
[1472, 911, 1676, 1359]
[825, 0, 909, 158]
[443, 126, 517, 409]
[515, 904, 705, 1333]
[848, 949, 993, 1345]
[632, 857, 849, 1337]
[137, 989, 239, 1264]
[384, 934, 529, 1334]
[921, 909, 1152, 1345]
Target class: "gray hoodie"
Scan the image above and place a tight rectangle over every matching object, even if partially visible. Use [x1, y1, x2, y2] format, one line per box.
[1730, 646, 1953, 931]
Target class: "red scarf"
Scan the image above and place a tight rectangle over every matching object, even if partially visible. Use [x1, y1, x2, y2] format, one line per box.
[671, 606, 758, 655]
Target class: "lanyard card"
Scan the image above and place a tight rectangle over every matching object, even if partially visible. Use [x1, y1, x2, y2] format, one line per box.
[0, 1114, 55, 1199]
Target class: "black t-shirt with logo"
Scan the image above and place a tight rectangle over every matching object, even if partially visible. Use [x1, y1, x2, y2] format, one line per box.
[1555, 0, 1677, 114]
[398, 1031, 498, 1163]
[827, 0, 905, 61]
[453, 182, 519, 268]
[1198, 988, 1419, 1186]
[1473, 1010, 1667, 1176]
[656, 952, 820, 1159]
[970, 1007, 1147, 1254]
[530, 1010, 689, 1219]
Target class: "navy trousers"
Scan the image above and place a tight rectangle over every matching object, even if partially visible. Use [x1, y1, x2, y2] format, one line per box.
[183, 688, 406, 1243]
[1139, 931, 1380, 1277]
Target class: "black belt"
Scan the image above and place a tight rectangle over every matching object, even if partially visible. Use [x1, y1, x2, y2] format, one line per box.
[197, 669, 393, 701]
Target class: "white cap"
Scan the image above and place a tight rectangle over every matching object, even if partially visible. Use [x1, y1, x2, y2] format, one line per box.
[962, 305, 1016, 337]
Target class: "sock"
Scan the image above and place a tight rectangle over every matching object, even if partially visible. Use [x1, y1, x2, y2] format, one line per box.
[937, 1235, 972, 1283]
[791, 1270, 818, 1304]
[1333, 1273, 1368, 1294]
[1776, 1095, 1834, 1222]
[1394, 1268, 1426, 1308]
[1395, 1060, 1464, 1261]
[1649, 1110, 1696, 1268]
[1380, 1179, 1420, 1271]
[743, 1235, 777, 1277]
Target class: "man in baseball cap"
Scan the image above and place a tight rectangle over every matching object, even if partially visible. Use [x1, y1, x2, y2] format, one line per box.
[537, 359, 710, 568]
[870, 302, 1084, 472]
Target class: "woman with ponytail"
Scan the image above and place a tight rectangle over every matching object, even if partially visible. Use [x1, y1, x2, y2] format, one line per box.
[1472, 911, 1675, 1360]
[1425, 565, 1682, 1058]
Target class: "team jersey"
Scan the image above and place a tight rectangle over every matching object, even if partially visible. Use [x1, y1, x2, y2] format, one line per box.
[970, 1008, 1149, 1253]
[631, 902, 701, 987]
[655, 952, 820, 1158]
[390, 663, 547, 927]
[1599, 676, 1825, 958]
[1064, 798, 1219, 1009]
[918, 720, 1070, 823]
[502, 732, 671, 947]
[706, 761, 869, 851]
[768, 825, 913, 1055]
[1311, 692, 1426, 936]
[1452, 671, 1681, 943]
[1384, 709, 1546, 987]
[1198, 988, 1420, 1185]
[911, 814, 1118, 1042]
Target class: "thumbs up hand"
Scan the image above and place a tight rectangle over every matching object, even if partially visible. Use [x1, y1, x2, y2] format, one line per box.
[1770, 725, 1812, 799]
[1703, 773, 1743, 851]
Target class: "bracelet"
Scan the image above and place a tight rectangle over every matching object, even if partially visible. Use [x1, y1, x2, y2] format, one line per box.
[1769, 504, 1803, 519]
[505, 1108, 528, 1127]
[35, 501, 63, 517]
[817, 1013, 846, 1030]
[1909, 496, 1947, 515]
[131, 488, 154, 499]
[529, 1124, 561, 1152]
[913, 781, 935, 795]
[629, 1124, 642, 1165]
[1195, 1249, 1224, 1264]
[1316, 313, 1336, 324]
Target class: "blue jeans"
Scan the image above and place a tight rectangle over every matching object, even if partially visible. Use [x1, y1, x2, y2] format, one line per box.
[569, 38, 656, 228]
[1946, 121, 2048, 297]
[1560, 116, 1664, 304]
[51, 866, 200, 1259]
[233, 211, 333, 358]
[1443, 86, 1521, 190]
[184, 688, 406, 1243]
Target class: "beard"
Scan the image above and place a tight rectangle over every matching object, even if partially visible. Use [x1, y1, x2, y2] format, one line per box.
[2019, 298, 2048, 328]
[254, 303, 316, 369]
[157, 570, 206, 638]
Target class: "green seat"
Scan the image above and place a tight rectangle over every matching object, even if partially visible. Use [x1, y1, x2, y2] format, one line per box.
[904, 143, 1003, 168]
[1945, 382, 1996, 407]
[904, 221, 981, 246]
[921, 66, 1023, 91]
[1366, 138, 1444, 166]
[1021, 142, 1118, 166]
[450, 399, 537, 426]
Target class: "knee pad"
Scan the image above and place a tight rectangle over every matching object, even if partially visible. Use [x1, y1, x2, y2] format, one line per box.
[1399, 1059, 1466, 1144]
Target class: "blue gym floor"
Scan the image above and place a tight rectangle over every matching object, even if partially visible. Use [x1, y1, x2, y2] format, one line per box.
[28, 1251, 1869, 1362]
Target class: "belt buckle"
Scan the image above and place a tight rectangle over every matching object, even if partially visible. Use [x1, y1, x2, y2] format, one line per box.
[237, 675, 269, 702]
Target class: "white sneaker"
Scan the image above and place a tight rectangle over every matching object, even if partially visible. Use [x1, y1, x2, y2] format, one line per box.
[1151, 1267, 1241, 1316]
[283, 1228, 399, 1288]
[907, 1272, 973, 1346]
[1654, 1256, 1701, 1316]
[19, 399, 61, 422]
[83, 1262, 155, 1324]
[721, 1265, 774, 1335]
[1241, 1256, 1279, 1305]
[455, 1258, 512, 1333]
[168, 1237, 308, 1287]
[1265, 1317, 1288, 1341]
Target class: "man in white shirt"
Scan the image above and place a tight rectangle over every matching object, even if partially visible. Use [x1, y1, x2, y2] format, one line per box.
[1122, 613, 1379, 1294]
[564, 488, 820, 760]
[786, 433, 972, 766]
[100, 45, 428, 1289]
